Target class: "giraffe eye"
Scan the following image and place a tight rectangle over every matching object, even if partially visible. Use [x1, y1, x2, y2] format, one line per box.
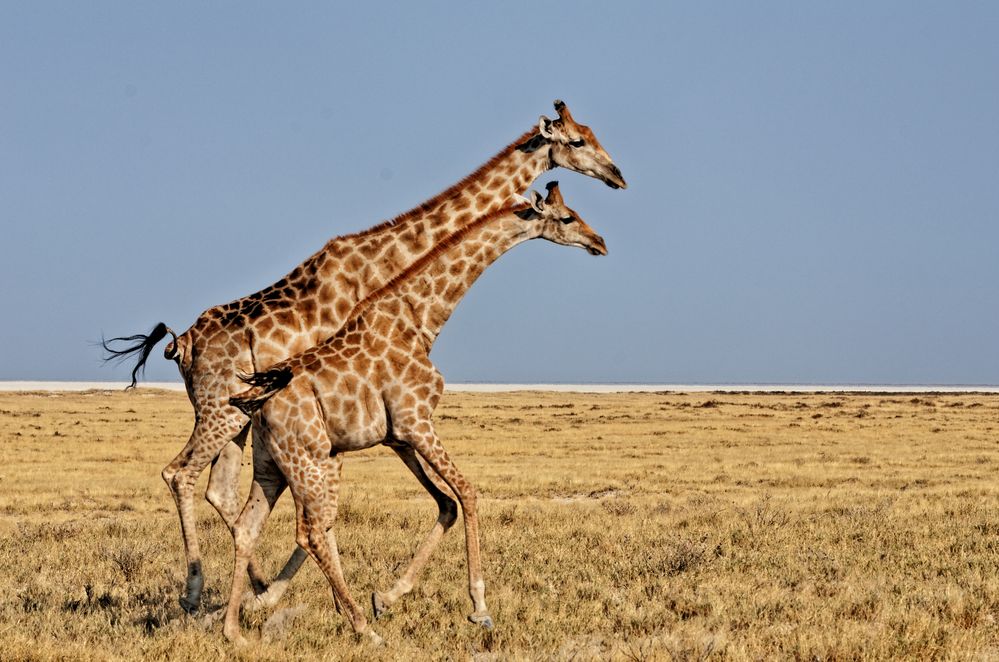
[560, 216, 576, 224]
[568, 139, 585, 148]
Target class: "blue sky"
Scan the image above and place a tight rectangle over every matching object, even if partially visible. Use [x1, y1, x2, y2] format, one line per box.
[2, 3, 998, 384]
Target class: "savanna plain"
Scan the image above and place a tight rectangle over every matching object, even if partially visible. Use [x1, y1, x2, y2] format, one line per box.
[2, 389, 999, 660]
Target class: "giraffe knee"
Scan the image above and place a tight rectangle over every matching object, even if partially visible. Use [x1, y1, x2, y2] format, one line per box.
[306, 526, 329, 552]
[169, 469, 198, 497]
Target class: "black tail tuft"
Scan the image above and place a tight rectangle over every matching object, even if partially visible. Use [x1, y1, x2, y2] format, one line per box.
[239, 367, 294, 390]
[101, 322, 173, 389]
[229, 366, 294, 414]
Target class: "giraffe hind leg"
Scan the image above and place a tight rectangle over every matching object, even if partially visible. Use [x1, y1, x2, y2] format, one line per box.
[223, 453, 287, 644]
[205, 425, 270, 595]
[244, 454, 344, 612]
[246, 393, 381, 644]
[288, 456, 382, 644]
[162, 407, 248, 613]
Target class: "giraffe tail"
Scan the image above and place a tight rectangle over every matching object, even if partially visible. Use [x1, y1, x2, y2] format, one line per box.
[229, 366, 294, 414]
[101, 322, 179, 389]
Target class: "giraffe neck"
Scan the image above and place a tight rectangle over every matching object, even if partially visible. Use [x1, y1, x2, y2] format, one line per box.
[430, 132, 551, 222]
[245, 129, 555, 357]
[367, 207, 539, 351]
[306, 129, 551, 297]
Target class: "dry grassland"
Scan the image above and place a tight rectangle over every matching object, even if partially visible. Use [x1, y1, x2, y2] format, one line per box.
[1, 389, 999, 660]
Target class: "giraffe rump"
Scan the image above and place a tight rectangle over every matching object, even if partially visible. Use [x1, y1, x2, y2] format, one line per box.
[101, 322, 177, 389]
[229, 366, 294, 414]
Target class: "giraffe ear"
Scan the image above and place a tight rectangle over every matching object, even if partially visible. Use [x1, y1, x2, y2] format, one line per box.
[538, 115, 555, 139]
[529, 190, 545, 214]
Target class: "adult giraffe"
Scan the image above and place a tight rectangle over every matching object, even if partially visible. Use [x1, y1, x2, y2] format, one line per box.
[103, 101, 626, 613]
[223, 182, 606, 645]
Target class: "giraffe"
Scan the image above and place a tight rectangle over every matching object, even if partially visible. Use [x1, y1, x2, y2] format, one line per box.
[101, 101, 626, 613]
[220, 182, 606, 645]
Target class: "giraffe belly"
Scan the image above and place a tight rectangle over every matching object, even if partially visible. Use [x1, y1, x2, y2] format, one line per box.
[323, 385, 388, 454]
[326, 423, 387, 454]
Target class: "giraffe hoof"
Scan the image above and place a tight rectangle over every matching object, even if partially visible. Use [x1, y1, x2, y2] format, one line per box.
[366, 629, 385, 647]
[371, 591, 389, 619]
[179, 596, 200, 615]
[468, 612, 494, 630]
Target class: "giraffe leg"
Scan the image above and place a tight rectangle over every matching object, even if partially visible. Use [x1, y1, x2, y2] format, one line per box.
[161, 408, 247, 613]
[205, 426, 269, 595]
[321, 454, 346, 614]
[222, 452, 287, 645]
[288, 457, 382, 645]
[400, 425, 493, 629]
[372, 445, 458, 618]
[244, 454, 344, 612]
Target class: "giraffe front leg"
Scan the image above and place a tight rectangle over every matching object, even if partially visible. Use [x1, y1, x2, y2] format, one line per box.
[245, 454, 343, 612]
[402, 425, 492, 629]
[372, 445, 458, 619]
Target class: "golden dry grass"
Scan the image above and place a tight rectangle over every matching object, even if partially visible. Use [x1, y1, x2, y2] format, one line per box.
[1, 389, 999, 660]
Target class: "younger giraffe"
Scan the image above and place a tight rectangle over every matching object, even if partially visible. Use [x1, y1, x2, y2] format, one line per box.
[103, 101, 626, 612]
[221, 182, 606, 645]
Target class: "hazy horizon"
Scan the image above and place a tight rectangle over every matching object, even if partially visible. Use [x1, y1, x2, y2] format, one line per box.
[3, 4, 998, 384]
[5, 381, 999, 395]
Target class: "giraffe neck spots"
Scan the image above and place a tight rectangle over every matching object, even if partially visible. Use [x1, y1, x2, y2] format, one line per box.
[376, 212, 529, 351]
[242, 129, 549, 369]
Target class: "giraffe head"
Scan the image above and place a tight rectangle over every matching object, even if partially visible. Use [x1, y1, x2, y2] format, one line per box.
[539, 100, 627, 190]
[522, 182, 607, 256]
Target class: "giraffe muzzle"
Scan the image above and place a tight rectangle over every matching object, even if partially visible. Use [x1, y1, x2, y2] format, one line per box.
[586, 236, 608, 256]
[604, 164, 627, 190]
